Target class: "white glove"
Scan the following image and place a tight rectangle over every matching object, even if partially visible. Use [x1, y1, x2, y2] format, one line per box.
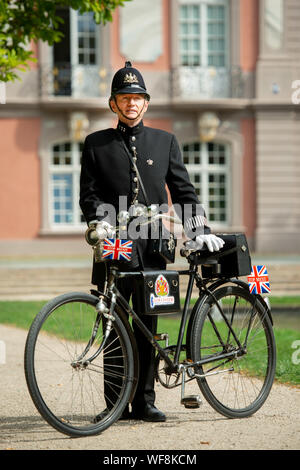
[97, 221, 115, 239]
[89, 220, 115, 239]
[185, 234, 225, 252]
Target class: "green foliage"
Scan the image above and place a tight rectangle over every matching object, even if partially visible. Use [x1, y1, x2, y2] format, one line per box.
[0, 0, 131, 82]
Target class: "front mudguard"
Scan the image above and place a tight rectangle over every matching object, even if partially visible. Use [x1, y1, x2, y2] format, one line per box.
[91, 290, 139, 404]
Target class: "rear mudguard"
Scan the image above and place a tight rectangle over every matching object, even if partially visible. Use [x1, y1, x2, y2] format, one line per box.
[185, 278, 273, 359]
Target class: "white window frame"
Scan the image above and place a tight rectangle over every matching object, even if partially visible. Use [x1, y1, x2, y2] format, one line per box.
[70, 9, 101, 97]
[49, 141, 84, 231]
[70, 9, 101, 67]
[47, 9, 101, 97]
[178, 0, 229, 68]
[182, 140, 231, 227]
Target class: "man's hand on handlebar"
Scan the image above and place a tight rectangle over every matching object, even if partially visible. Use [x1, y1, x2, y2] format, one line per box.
[185, 234, 225, 253]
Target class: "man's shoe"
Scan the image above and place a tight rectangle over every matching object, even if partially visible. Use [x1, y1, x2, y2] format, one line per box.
[133, 404, 166, 422]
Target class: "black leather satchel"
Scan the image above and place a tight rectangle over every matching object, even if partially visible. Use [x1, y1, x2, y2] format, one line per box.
[200, 233, 252, 278]
[135, 270, 181, 315]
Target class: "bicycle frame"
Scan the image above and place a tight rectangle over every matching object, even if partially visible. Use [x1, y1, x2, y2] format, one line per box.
[72, 253, 273, 386]
[113, 265, 198, 374]
[87, 263, 250, 375]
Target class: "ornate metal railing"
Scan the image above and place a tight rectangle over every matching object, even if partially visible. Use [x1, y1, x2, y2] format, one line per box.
[170, 66, 245, 99]
[39, 63, 245, 101]
[39, 63, 113, 98]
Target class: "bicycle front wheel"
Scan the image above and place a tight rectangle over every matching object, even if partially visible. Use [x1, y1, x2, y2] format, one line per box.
[190, 285, 276, 418]
[24, 292, 134, 437]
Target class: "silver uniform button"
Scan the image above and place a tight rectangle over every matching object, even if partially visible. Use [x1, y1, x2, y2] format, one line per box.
[131, 136, 136, 142]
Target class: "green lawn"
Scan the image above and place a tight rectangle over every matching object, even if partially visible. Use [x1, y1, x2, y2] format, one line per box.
[0, 299, 299, 386]
[157, 316, 299, 386]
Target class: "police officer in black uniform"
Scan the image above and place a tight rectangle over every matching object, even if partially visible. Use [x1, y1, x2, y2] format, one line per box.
[80, 62, 224, 422]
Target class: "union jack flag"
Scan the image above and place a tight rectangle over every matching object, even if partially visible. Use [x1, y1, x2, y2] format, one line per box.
[102, 239, 133, 262]
[247, 265, 271, 294]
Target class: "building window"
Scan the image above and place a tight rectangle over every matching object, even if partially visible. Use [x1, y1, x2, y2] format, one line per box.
[176, 0, 232, 98]
[77, 12, 97, 65]
[50, 142, 84, 227]
[182, 141, 230, 224]
[179, 0, 227, 67]
[50, 8, 101, 97]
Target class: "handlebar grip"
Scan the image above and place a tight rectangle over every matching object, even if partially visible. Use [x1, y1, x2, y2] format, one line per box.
[180, 245, 213, 258]
[85, 227, 100, 246]
[180, 248, 190, 257]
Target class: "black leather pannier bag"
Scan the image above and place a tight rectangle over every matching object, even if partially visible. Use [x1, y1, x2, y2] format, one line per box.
[135, 270, 181, 315]
[201, 233, 252, 278]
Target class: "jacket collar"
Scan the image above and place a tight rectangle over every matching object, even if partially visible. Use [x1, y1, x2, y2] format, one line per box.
[117, 120, 144, 136]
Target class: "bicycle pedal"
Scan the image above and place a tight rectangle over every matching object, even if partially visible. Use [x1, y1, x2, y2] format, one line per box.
[154, 333, 168, 341]
[154, 333, 169, 347]
[181, 395, 202, 409]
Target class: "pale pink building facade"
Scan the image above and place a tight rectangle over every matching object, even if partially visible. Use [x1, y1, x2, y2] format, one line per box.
[0, 0, 299, 252]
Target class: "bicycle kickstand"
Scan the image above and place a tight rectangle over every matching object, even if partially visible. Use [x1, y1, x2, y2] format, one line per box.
[179, 364, 202, 409]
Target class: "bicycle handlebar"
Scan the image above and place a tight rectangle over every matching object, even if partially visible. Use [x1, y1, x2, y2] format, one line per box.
[139, 213, 182, 226]
[85, 212, 182, 247]
[85, 210, 221, 262]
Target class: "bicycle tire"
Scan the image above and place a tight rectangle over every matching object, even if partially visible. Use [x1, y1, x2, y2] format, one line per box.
[24, 292, 134, 437]
[190, 285, 276, 418]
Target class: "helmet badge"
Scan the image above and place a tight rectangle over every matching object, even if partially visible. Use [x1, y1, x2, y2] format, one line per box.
[124, 73, 139, 84]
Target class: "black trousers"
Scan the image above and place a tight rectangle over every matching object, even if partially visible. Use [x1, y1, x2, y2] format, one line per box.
[94, 238, 165, 411]
[97, 268, 160, 412]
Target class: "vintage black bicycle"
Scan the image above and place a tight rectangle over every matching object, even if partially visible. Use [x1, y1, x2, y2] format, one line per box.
[24, 212, 276, 438]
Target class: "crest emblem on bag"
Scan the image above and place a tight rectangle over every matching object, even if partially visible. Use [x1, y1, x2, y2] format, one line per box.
[155, 274, 169, 297]
[150, 274, 175, 309]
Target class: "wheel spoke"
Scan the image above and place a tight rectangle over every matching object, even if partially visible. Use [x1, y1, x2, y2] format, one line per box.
[25, 293, 134, 437]
[191, 285, 276, 418]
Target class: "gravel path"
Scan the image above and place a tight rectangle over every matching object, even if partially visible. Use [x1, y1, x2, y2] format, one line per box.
[0, 323, 299, 451]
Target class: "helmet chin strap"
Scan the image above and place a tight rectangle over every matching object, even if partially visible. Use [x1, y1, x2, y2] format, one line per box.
[114, 98, 146, 122]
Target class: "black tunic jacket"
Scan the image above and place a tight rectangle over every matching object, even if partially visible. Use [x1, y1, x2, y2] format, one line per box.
[80, 121, 210, 283]
[80, 120, 208, 238]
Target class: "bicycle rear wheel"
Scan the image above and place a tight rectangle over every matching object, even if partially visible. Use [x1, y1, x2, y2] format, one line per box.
[190, 285, 276, 418]
[24, 292, 134, 437]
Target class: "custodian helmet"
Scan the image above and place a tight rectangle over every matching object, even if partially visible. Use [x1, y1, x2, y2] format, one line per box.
[109, 61, 150, 102]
